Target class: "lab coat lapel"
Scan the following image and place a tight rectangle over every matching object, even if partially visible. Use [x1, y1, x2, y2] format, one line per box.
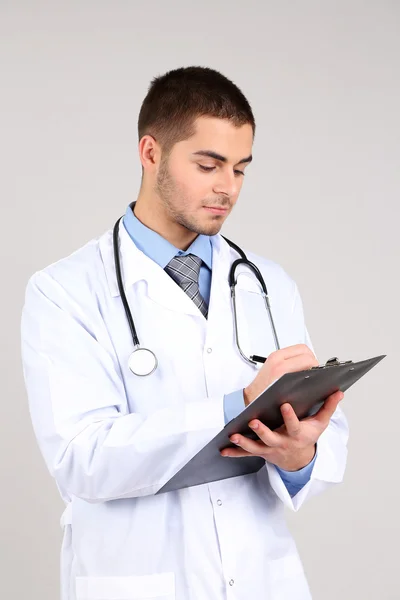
[143, 260, 202, 317]
[100, 221, 206, 318]
[207, 234, 232, 320]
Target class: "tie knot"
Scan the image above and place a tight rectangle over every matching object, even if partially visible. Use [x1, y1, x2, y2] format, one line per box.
[165, 253, 202, 285]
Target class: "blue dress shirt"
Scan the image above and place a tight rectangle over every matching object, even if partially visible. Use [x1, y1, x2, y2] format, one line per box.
[122, 203, 316, 496]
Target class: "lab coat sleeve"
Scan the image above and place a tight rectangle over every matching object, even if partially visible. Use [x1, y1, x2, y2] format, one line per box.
[275, 449, 317, 497]
[264, 282, 349, 511]
[21, 271, 226, 503]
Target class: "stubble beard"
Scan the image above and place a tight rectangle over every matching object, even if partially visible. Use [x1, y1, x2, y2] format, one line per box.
[155, 158, 225, 237]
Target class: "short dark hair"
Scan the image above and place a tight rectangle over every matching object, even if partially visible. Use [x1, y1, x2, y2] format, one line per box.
[138, 66, 256, 156]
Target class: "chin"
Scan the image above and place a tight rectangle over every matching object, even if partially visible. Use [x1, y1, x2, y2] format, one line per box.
[181, 212, 225, 237]
[199, 222, 223, 237]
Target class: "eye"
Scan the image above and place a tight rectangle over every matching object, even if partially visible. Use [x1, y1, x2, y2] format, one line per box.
[198, 165, 245, 176]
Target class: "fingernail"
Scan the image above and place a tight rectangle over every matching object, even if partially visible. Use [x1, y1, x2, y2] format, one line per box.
[231, 437, 239, 444]
[249, 421, 258, 429]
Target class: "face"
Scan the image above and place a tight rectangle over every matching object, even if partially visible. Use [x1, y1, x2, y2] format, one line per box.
[153, 116, 253, 237]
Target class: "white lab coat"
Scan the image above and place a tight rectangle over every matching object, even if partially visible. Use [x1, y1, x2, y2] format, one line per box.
[21, 223, 348, 600]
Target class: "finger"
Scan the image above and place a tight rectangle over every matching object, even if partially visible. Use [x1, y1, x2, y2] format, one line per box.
[220, 447, 253, 458]
[313, 391, 344, 427]
[227, 433, 268, 455]
[248, 420, 282, 447]
[280, 403, 301, 436]
[269, 354, 319, 380]
[270, 344, 316, 362]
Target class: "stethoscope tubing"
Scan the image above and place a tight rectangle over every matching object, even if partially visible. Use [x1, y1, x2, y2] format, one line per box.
[113, 216, 140, 348]
[113, 218, 280, 374]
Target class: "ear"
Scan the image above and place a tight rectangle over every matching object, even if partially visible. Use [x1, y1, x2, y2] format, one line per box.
[138, 135, 162, 171]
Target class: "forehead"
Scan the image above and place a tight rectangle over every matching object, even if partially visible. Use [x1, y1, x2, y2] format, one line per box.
[181, 116, 253, 157]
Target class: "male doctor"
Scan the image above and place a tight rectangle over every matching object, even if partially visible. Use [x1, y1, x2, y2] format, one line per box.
[21, 66, 348, 600]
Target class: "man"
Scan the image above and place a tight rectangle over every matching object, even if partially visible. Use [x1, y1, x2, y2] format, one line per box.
[21, 66, 348, 600]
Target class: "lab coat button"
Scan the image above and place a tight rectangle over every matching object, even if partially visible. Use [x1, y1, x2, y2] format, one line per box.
[207, 347, 213, 353]
[217, 499, 222, 506]
[229, 579, 235, 586]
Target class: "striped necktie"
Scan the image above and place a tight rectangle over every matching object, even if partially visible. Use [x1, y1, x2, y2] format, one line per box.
[164, 254, 208, 318]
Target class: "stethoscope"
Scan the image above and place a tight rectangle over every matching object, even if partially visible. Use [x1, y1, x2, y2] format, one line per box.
[113, 215, 280, 376]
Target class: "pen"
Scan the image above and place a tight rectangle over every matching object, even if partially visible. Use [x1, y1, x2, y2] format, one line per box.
[250, 354, 267, 364]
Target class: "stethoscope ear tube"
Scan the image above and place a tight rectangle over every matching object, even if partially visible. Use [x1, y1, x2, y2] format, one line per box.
[228, 258, 268, 295]
[224, 236, 280, 359]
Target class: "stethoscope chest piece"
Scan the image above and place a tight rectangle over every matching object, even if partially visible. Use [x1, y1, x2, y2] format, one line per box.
[128, 346, 158, 377]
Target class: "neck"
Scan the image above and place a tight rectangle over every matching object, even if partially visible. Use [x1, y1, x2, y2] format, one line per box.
[133, 193, 198, 251]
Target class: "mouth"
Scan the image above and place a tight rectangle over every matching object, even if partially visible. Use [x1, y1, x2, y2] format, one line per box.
[203, 206, 229, 215]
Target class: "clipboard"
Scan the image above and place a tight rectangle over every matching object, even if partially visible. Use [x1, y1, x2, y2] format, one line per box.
[156, 354, 386, 495]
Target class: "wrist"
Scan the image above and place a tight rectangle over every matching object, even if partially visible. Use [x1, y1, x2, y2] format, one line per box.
[276, 444, 316, 472]
[244, 384, 258, 406]
[243, 387, 251, 406]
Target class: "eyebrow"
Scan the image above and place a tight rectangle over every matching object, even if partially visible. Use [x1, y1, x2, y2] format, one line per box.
[192, 150, 253, 165]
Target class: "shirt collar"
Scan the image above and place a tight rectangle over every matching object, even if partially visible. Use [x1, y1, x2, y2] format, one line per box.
[123, 202, 213, 270]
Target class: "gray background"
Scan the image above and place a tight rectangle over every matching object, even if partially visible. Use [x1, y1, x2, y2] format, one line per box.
[1, 1, 399, 598]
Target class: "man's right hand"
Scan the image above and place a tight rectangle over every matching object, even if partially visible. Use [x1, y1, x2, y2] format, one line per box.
[243, 344, 319, 406]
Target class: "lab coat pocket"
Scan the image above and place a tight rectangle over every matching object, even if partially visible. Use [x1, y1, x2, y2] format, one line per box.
[75, 572, 175, 599]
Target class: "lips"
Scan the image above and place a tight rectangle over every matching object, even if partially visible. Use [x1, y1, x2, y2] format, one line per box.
[204, 206, 229, 214]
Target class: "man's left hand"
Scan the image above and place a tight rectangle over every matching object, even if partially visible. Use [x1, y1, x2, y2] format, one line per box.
[220, 390, 344, 471]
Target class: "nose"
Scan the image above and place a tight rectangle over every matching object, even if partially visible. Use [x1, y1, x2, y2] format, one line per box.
[212, 169, 240, 198]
